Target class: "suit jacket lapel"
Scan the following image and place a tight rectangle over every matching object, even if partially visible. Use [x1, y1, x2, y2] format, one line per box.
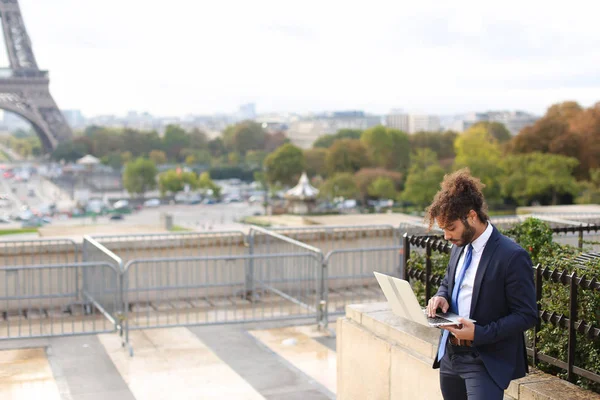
[469, 226, 501, 317]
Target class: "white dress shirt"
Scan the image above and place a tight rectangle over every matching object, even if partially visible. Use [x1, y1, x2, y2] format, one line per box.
[454, 222, 493, 318]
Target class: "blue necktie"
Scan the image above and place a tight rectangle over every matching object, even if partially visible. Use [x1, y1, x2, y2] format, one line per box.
[437, 244, 473, 361]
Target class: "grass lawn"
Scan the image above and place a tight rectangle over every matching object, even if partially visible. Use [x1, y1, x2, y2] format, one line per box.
[169, 225, 192, 232]
[0, 228, 38, 236]
[240, 216, 271, 227]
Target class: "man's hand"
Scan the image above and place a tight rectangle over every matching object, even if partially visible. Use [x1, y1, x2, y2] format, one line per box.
[426, 296, 449, 318]
[441, 318, 475, 340]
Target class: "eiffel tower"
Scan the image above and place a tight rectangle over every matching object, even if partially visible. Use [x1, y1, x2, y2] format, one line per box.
[0, 0, 72, 151]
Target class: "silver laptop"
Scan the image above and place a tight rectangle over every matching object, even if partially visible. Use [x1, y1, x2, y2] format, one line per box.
[374, 271, 474, 328]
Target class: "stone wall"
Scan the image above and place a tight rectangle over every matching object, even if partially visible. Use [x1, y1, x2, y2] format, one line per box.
[337, 303, 600, 400]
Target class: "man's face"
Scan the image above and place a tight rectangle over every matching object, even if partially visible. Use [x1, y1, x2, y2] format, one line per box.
[437, 217, 476, 247]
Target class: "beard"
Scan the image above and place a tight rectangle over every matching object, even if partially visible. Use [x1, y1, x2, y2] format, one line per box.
[455, 220, 476, 247]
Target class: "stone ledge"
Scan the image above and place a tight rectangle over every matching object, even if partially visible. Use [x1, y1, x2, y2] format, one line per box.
[509, 370, 600, 400]
[342, 303, 600, 400]
[345, 303, 440, 361]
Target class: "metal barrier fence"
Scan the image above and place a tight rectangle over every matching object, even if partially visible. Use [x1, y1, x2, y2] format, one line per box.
[0, 262, 120, 340]
[247, 226, 326, 326]
[122, 252, 322, 345]
[0, 238, 78, 267]
[271, 224, 401, 254]
[323, 246, 402, 320]
[83, 236, 124, 270]
[91, 231, 248, 262]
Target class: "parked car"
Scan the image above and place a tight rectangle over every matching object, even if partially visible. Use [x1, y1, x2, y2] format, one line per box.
[143, 198, 161, 207]
[22, 216, 47, 228]
[109, 214, 124, 220]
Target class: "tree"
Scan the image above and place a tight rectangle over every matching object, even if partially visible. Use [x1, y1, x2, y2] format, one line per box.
[576, 168, 600, 204]
[198, 171, 222, 199]
[149, 150, 167, 165]
[195, 149, 211, 165]
[508, 101, 586, 176]
[325, 139, 370, 175]
[223, 121, 266, 154]
[122, 129, 147, 157]
[245, 150, 267, 169]
[227, 151, 241, 166]
[189, 128, 208, 149]
[264, 131, 289, 152]
[387, 129, 411, 173]
[51, 140, 88, 162]
[303, 148, 328, 178]
[368, 177, 397, 200]
[354, 168, 403, 203]
[185, 154, 197, 165]
[501, 152, 580, 205]
[568, 102, 600, 179]
[453, 125, 504, 204]
[472, 121, 511, 143]
[120, 151, 132, 164]
[360, 126, 393, 168]
[401, 149, 446, 208]
[318, 173, 359, 200]
[89, 128, 123, 158]
[264, 143, 306, 186]
[101, 152, 123, 169]
[313, 129, 362, 148]
[162, 125, 190, 161]
[158, 169, 198, 196]
[313, 134, 336, 149]
[359, 126, 410, 172]
[123, 158, 157, 197]
[409, 130, 458, 161]
[208, 137, 226, 157]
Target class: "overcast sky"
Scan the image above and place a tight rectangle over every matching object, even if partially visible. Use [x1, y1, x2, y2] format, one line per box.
[10, 0, 600, 117]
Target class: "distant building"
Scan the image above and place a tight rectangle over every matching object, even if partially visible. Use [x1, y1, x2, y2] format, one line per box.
[238, 103, 256, 121]
[450, 111, 538, 135]
[386, 109, 409, 132]
[62, 110, 86, 128]
[408, 114, 441, 133]
[385, 109, 440, 133]
[286, 111, 382, 149]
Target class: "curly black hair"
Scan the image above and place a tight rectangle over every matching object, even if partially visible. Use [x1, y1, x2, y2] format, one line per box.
[425, 168, 489, 229]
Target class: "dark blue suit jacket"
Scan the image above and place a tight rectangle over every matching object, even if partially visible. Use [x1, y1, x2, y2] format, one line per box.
[432, 225, 538, 390]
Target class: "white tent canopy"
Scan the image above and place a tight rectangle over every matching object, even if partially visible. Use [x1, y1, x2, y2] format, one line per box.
[76, 154, 101, 165]
[285, 172, 319, 199]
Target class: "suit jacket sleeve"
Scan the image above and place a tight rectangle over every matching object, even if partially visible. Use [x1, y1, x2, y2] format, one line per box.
[473, 249, 538, 346]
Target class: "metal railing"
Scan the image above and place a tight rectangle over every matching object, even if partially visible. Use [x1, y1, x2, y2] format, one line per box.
[0, 238, 78, 267]
[91, 231, 247, 262]
[247, 226, 326, 326]
[323, 246, 402, 319]
[0, 261, 120, 340]
[122, 252, 322, 342]
[271, 224, 401, 254]
[529, 266, 600, 385]
[550, 224, 600, 250]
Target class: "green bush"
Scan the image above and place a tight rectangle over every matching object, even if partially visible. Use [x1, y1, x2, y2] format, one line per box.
[406, 248, 449, 305]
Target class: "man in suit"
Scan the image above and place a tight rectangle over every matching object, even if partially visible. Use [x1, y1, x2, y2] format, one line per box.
[425, 169, 538, 399]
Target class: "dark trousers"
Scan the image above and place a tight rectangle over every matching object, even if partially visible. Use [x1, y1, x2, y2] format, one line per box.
[439, 342, 503, 400]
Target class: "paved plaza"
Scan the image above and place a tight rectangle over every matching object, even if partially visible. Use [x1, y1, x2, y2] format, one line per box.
[0, 320, 337, 400]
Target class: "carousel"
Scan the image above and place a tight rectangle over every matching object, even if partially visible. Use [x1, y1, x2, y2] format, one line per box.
[284, 172, 319, 214]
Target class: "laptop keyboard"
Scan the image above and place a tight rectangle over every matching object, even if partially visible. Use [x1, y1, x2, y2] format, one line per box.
[427, 315, 454, 324]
